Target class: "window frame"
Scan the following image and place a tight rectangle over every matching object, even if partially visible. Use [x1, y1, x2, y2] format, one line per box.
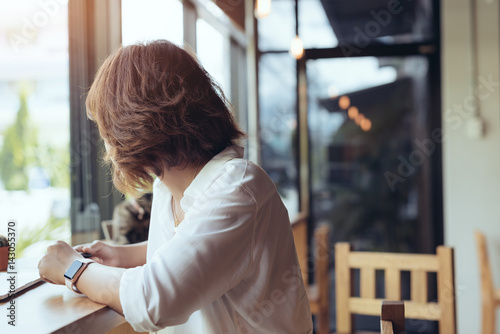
[69, 0, 250, 244]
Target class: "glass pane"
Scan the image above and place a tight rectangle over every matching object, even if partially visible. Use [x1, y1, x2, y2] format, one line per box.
[258, 0, 295, 51]
[308, 56, 437, 332]
[258, 54, 298, 216]
[320, 0, 434, 46]
[308, 56, 434, 252]
[122, 0, 183, 46]
[259, 0, 433, 52]
[0, 1, 71, 257]
[196, 18, 230, 97]
[299, 0, 338, 49]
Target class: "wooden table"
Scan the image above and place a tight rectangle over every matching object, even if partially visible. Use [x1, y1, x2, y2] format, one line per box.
[0, 257, 140, 334]
[0, 214, 310, 333]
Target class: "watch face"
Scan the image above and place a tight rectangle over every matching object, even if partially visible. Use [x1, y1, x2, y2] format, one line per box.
[64, 260, 84, 280]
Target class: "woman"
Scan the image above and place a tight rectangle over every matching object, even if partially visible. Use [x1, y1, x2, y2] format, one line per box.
[38, 40, 313, 333]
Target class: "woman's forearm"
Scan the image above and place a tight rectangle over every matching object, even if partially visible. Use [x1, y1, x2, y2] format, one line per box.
[76, 262, 126, 315]
[115, 241, 148, 268]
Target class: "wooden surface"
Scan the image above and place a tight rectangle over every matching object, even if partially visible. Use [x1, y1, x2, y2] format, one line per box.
[475, 230, 500, 334]
[385, 269, 401, 300]
[290, 215, 331, 334]
[291, 212, 309, 285]
[411, 270, 428, 304]
[311, 224, 330, 334]
[335, 243, 352, 334]
[0, 257, 139, 334]
[348, 252, 439, 271]
[380, 300, 405, 334]
[437, 246, 457, 334]
[335, 242, 457, 334]
[360, 268, 375, 299]
[349, 298, 440, 320]
[380, 319, 394, 334]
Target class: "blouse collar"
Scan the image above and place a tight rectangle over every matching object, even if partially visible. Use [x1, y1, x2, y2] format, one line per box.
[153, 145, 244, 213]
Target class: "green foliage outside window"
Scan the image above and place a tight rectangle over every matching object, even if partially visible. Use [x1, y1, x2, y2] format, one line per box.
[0, 89, 38, 191]
[0, 87, 70, 191]
[0, 86, 71, 257]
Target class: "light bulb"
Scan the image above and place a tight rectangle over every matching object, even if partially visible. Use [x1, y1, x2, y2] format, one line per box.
[355, 113, 365, 125]
[289, 35, 304, 59]
[339, 95, 350, 110]
[361, 118, 372, 131]
[255, 0, 271, 19]
[348, 106, 359, 119]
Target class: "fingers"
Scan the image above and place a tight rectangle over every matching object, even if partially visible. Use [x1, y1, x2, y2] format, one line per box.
[84, 240, 103, 252]
[73, 244, 86, 252]
[74, 240, 102, 254]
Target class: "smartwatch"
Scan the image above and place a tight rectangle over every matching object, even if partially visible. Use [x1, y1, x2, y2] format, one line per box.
[64, 258, 95, 294]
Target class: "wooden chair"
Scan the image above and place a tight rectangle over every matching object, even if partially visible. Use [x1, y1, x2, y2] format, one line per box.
[291, 213, 309, 285]
[308, 224, 331, 334]
[335, 243, 456, 334]
[475, 230, 500, 334]
[101, 219, 113, 241]
[380, 301, 405, 334]
[292, 218, 331, 334]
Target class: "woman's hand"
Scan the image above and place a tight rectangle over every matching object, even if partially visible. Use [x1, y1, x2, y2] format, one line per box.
[74, 240, 121, 267]
[38, 240, 83, 285]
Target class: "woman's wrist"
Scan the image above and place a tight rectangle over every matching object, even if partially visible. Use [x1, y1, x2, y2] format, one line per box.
[115, 241, 148, 268]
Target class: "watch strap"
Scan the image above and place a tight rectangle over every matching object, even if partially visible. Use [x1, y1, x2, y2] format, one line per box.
[64, 258, 95, 294]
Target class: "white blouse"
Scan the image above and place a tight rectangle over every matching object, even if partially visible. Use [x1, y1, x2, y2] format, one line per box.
[119, 145, 313, 333]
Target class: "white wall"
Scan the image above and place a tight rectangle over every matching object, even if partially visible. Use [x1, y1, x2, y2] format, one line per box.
[442, 0, 500, 332]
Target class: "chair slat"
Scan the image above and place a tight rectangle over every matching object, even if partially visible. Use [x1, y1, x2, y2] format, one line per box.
[360, 268, 376, 299]
[385, 269, 401, 300]
[336, 243, 353, 333]
[411, 270, 428, 303]
[291, 217, 308, 285]
[349, 298, 441, 320]
[349, 252, 439, 271]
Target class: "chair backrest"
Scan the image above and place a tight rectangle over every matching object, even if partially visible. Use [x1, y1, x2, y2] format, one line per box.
[291, 218, 331, 300]
[380, 300, 405, 334]
[475, 230, 495, 301]
[291, 213, 309, 285]
[335, 243, 456, 334]
[313, 224, 331, 308]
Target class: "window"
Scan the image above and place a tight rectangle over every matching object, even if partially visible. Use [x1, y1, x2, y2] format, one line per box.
[0, 1, 71, 257]
[196, 18, 230, 97]
[307, 56, 433, 253]
[66, 0, 248, 243]
[257, 1, 441, 332]
[258, 54, 299, 216]
[122, 0, 183, 46]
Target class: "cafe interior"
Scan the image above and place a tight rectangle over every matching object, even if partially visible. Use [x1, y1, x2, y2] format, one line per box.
[1, 0, 500, 333]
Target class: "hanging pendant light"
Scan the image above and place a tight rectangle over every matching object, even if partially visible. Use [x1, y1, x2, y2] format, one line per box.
[289, 0, 303, 59]
[289, 35, 304, 59]
[255, 0, 271, 19]
[360, 118, 372, 131]
[347, 106, 359, 119]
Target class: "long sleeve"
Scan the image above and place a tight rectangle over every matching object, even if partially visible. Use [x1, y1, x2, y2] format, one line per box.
[119, 185, 256, 332]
